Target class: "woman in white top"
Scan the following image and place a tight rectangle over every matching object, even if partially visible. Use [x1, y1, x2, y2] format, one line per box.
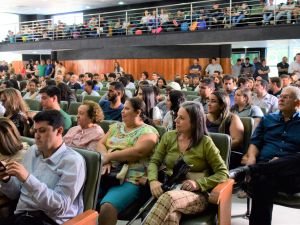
[163, 90, 185, 131]
[137, 85, 162, 125]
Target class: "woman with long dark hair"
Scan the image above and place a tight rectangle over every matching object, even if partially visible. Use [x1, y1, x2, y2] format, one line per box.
[163, 90, 185, 131]
[206, 90, 244, 151]
[137, 85, 162, 125]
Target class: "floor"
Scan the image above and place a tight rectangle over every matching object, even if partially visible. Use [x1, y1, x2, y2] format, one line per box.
[117, 194, 300, 225]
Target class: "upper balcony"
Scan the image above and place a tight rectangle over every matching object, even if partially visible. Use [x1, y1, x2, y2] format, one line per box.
[1, 0, 300, 52]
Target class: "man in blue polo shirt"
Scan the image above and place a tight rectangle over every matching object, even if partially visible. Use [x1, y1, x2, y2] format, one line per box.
[99, 81, 124, 121]
[231, 86, 300, 225]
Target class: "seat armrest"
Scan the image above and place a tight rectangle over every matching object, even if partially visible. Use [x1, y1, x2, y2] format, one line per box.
[63, 210, 98, 225]
[208, 179, 234, 225]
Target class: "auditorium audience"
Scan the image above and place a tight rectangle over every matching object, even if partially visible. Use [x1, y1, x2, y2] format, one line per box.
[144, 101, 228, 224]
[96, 97, 159, 225]
[64, 100, 104, 151]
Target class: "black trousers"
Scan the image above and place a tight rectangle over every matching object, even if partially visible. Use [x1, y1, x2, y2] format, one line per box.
[249, 153, 300, 225]
[0, 211, 58, 225]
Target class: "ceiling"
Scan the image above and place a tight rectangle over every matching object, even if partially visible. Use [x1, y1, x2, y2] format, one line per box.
[0, 0, 161, 15]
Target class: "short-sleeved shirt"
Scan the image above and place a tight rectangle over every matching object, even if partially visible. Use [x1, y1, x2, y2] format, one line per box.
[45, 64, 53, 76]
[277, 62, 289, 76]
[205, 64, 223, 75]
[106, 122, 159, 184]
[100, 100, 123, 121]
[37, 64, 46, 77]
[231, 104, 264, 118]
[258, 65, 270, 81]
[189, 64, 202, 75]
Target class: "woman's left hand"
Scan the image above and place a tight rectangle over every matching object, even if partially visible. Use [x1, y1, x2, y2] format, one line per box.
[181, 180, 200, 192]
[103, 153, 111, 165]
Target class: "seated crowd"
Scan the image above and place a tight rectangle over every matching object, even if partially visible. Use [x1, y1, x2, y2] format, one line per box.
[0, 54, 300, 225]
[5, 0, 300, 43]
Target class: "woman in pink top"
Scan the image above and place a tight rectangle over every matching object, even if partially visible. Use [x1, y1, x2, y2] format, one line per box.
[64, 100, 105, 151]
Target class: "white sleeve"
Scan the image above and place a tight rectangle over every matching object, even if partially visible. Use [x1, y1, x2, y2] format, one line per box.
[152, 106, 162, 120]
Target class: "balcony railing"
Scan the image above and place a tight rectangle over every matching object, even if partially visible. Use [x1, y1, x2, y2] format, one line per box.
[2, 0, 299, 43]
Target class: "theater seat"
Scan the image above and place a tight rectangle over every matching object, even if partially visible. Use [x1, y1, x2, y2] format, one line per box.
[24, 99, 42, 111]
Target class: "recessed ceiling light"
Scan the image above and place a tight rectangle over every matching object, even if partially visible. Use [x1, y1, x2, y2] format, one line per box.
[243, 46, 249, 48]
[85, 6, 91, 9]
[118, 1, 124, 5]
[32, 51, 38, 54]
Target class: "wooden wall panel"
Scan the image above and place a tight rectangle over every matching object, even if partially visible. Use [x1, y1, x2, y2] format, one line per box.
[11, 58, 231, 81]
[62, 58, 230, 81]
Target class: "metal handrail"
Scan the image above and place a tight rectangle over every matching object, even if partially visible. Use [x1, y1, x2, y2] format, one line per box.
[1, 0, 298, 43]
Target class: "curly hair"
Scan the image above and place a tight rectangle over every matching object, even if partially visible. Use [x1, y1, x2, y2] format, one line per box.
[82, 100, 104, 123]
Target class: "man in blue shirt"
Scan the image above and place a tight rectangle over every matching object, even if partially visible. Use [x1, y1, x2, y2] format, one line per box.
[100, 81, 124, 121]
[45, 59, 54, 78]
[0, 110, 86, 225]
[232, 86, 300, 225]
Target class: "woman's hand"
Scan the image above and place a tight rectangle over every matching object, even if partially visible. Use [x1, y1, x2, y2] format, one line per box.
[101, 163, 111, 175]
[102, 153, 111, 165]
[181, 180, 200, 192]
[150, 180, 164, 198]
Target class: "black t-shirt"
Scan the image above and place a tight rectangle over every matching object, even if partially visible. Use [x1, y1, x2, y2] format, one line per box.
[189, 64, 202, 75]
[277, 62, 289, 76]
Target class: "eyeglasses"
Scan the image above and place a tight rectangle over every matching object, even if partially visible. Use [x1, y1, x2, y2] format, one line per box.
[278, 94, 294, 100]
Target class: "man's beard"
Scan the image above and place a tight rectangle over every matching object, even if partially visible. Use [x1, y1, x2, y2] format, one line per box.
[108, 94, 117, 103]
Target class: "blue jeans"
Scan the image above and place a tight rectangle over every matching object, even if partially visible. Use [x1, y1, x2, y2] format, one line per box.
[263, 13, 274, 23]
[232, 14, 245, 25]
[275, 10, 292, 23]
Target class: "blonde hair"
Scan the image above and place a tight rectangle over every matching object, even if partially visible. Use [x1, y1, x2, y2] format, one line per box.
[82, 100, 104, 123]
[0, 117, 23, 155]
[0, 88, 29, 116]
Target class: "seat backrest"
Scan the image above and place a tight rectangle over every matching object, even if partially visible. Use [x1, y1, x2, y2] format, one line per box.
[186, 95, 199, 101]
[209, 133, 231, 167]
[60, 101, 69, 112]
[98, 120, 117, 133]
[240, 117, 254, 154]
[24, 99, 41, 111]
[71, 147, 102, 210]
[83, 95, 101, 103]
[154, 125, 167, 139]
[68, 102, 82, 115]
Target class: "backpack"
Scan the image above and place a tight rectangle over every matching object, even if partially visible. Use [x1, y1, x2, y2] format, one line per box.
[181, 22, 189, 32]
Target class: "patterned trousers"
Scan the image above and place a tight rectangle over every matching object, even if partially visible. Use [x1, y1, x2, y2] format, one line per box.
[143, 190, 208, 225]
